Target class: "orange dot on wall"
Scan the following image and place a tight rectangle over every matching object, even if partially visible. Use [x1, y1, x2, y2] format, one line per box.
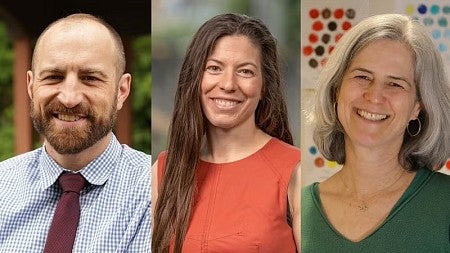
[310, 9, 320, 19]
[309, 33, 319, 43]
[334, 9, 344, 19]
[314, 157, 325, 167]
[312, 21, 324, 31]
[342, 21, 352, 31]
[303, 46, 314, 56]
[328, 45, 335, 54]
[446, 160, 450, 170]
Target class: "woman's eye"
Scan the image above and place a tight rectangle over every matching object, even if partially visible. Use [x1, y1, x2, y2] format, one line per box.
[389, 82, 405, 89]
[355, 75, 370, 81]
[238, 69, 255, 77]
[206, 65, 221, 73]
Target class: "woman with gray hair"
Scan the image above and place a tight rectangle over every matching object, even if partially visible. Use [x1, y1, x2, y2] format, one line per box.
[302, 13, 450, 252]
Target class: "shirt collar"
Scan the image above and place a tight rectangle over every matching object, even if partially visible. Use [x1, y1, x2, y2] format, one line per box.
[39, 134, 122, 190]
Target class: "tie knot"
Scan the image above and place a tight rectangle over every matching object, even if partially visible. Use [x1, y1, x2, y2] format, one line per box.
[58, 173, 86, 193]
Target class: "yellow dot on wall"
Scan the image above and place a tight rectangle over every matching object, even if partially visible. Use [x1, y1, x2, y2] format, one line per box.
[405, 5, 415, 15]
[326, 160, 338, 168]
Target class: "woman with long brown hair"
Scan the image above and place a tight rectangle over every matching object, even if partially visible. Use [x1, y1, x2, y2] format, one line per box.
[152, 13, 300, 252]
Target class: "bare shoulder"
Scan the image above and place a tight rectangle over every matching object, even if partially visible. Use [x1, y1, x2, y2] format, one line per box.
[288, 163, 301, 209]
[151, 160, 159, 214]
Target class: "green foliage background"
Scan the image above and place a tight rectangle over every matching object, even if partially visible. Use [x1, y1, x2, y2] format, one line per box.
[0, 21, 151, 159]
[0, 21, 13, 160]
[131, 34, 151, 154]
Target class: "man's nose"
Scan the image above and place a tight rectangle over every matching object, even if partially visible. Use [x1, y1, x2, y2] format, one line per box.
[56, 75, 83, 108]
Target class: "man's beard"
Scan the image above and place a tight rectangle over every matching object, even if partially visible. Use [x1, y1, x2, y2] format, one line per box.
[30, 98, 117, 154]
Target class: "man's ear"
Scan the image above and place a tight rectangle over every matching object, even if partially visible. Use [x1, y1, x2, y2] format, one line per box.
[27, 70, 34, 100]
[116, 73, 131, 110]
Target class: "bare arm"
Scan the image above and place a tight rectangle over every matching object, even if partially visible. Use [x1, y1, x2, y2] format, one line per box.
[151, 160, 159, 231]
[288, 163, 301, 251]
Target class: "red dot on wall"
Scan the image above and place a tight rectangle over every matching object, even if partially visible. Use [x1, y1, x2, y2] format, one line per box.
[303, 46, 314, 56]
[329, 45, 335, 54]
[310, 9, 320, 19]
[314, 157, 325, 167]
[342, 21, 352, 31]
[446, 160, 450, 170]
[309, 33, 319, 43]
[335, 33, 343, 42]
[312, 21, 324, 31]
[334, 9, 344, 19]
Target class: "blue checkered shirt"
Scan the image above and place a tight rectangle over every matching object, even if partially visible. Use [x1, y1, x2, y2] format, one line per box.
[0, 134, 151, 252]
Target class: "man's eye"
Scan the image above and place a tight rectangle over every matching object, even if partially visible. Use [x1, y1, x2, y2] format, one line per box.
[46, 75, 64, 80]
[82, 76, 99, 81]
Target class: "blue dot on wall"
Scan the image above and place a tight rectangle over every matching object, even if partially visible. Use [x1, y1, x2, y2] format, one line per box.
[445, 29, 450, 38]
[309, 146, 317, 155]
[423, 17, 434, 26]
[443, 6, 450, 14]
[438, 17, 448, 27]
[430, 4, 440, 14]
[418, 4, 427, 14]
[411, 16, 419, 21]
[432, 29, 441, 39]
[439, 43, 447, 52]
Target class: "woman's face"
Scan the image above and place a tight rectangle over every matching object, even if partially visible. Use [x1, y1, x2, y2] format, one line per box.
[337, 39, 421, 150]
[200, 35, 263, 130]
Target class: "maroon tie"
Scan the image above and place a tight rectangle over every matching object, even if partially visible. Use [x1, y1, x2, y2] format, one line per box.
[44, 173, 86, 253]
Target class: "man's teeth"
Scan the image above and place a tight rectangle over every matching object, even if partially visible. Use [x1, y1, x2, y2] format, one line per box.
[214, 99, 238, 107]
[357, 110, 387, 121]
[58, 114, 80, 122]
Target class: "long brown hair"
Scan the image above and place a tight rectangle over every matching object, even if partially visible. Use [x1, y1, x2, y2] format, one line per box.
[152, 13, 292, 252]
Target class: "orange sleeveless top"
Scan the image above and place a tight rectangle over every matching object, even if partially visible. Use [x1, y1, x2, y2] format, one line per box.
[157, 138, 300, 252]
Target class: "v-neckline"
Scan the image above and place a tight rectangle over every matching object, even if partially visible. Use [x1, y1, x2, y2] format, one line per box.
[312, 169, 430, 243]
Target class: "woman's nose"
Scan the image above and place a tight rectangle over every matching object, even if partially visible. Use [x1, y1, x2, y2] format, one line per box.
[363, 81, 386, 104]
[218, 70, 237, 92]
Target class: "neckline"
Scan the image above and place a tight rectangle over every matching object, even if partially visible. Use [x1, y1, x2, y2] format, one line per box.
[312, 168, 432, 243]
[199, 137, 275, 166]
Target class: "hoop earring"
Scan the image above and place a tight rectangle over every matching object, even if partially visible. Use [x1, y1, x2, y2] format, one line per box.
[407, 118, 421, 137]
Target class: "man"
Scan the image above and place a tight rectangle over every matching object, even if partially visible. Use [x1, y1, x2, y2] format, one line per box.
[0, 13, 150, 252]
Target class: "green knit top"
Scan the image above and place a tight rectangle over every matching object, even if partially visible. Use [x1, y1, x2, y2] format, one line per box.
[302, 168, 450, 253]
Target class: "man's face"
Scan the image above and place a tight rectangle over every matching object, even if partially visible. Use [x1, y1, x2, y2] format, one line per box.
[28, 21, 129, 154]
